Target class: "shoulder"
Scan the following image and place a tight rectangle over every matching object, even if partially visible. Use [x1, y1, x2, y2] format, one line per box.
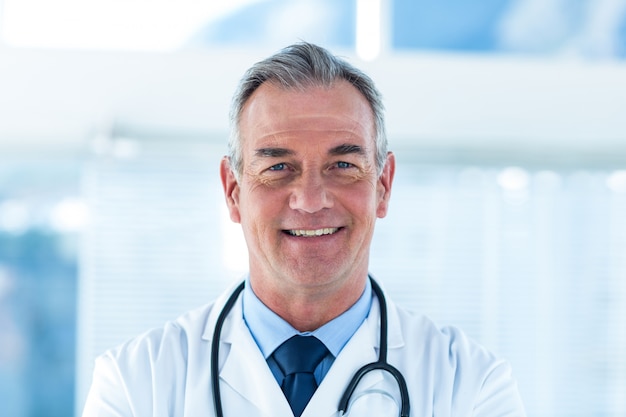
[93, 280, 244, 377]
[103, 301, 217, 367]
[83, 302, 219, 415]
[390, 305, 526, 415]
[82, 281, 249, 415]
[84, 303, 219, 413]
[392, 304, 496, 365]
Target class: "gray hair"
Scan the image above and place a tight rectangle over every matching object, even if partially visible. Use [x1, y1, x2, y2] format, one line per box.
[227, 42, 387, 180]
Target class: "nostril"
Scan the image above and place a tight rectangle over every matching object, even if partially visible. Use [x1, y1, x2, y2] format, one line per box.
[288, 186, 334, 214]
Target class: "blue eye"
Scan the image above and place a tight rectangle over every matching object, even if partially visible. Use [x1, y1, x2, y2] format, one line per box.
[337, 161, 353, 169]
[269, 163, 286, 171]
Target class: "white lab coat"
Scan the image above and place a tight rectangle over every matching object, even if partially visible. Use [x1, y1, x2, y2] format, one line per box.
[82, 281, 526, 417]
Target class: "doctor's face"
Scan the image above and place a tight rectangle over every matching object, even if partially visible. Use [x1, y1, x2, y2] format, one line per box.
[221, 81, 394, 294]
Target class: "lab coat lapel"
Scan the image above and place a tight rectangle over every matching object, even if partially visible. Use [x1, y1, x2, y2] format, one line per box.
[303, 284, 405, 417]
[204, 283, 293, 417]
[303, 293, 384, 417]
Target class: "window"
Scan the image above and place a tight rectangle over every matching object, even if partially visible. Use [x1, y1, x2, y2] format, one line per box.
[0, 156, 82, 416]
[5, 0, 625, 59]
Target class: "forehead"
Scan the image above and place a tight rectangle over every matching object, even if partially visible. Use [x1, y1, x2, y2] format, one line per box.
[238, 80, 376, 149]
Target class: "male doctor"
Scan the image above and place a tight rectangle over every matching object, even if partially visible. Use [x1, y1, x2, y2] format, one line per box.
[82, 42, 526, 417]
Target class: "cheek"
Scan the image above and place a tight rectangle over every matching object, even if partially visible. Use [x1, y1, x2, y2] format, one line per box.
[240, 186, 285, 224]
[340, 185, 379, 217]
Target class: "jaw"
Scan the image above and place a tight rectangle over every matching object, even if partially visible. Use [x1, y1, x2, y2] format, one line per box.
[246, 224, 373, 330]
[244, 220, 374, 293]
[278, 227, 371, 282]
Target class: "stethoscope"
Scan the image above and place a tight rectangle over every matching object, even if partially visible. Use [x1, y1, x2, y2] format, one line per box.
[210, 276, 410, 417]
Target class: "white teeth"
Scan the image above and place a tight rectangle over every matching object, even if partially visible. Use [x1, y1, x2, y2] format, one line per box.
[288, 228, 339, 237]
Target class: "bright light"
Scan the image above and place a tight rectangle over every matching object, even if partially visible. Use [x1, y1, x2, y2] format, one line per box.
[497, 167, 530, 191]
[49, 198, 89, 232]
[1, 0, 257, 51]
[356, 0, 381, 61]
[607, 170, 626, 193]
[497, 167, 530, 206]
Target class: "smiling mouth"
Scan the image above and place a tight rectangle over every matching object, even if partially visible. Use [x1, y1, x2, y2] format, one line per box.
[285, 227, 341, 237]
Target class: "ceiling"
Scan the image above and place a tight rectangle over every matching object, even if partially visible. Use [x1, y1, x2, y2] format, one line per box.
[1, 44, 625, 163]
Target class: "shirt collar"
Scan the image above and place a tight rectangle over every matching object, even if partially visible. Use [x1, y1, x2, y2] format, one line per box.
[242, 276, 372, 359]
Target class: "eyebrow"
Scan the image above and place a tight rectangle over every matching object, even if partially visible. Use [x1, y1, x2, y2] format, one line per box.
[253, 143, 365, 158]
[254, 147, 295, 158]
[329, 144, 366, 156]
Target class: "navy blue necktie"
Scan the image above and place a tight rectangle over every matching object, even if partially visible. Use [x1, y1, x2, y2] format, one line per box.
[272, 335, 329, 417]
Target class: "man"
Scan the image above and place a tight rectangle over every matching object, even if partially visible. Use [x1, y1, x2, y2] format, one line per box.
[82, 42, 526, 416]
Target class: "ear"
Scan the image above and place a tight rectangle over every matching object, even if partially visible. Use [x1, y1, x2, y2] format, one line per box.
[376, 152, 395, 218]
[220, 156, 241, 223]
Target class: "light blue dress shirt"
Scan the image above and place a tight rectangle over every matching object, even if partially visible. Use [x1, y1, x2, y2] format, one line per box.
[242, 277, 372, 386]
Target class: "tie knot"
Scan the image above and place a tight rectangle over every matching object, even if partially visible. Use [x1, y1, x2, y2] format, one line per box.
[273, 335, 329, 376]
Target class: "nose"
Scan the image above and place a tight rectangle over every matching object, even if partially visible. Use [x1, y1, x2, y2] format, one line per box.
[289, 171, 334, 213]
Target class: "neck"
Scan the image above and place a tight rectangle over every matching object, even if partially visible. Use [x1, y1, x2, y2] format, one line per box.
[250, 274, 367, 332]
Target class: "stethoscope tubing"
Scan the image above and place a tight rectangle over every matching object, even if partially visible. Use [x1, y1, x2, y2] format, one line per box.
[338, 278, 410, 416]
[210, 277, 410, 417]
[210, 281, 245, 417]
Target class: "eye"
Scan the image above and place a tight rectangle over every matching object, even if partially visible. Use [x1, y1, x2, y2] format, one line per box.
[269, 163, 286, 171]
[336, 161, 354, 169]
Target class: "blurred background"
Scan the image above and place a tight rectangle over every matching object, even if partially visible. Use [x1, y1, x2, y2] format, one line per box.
[0, 0, 625, 416]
